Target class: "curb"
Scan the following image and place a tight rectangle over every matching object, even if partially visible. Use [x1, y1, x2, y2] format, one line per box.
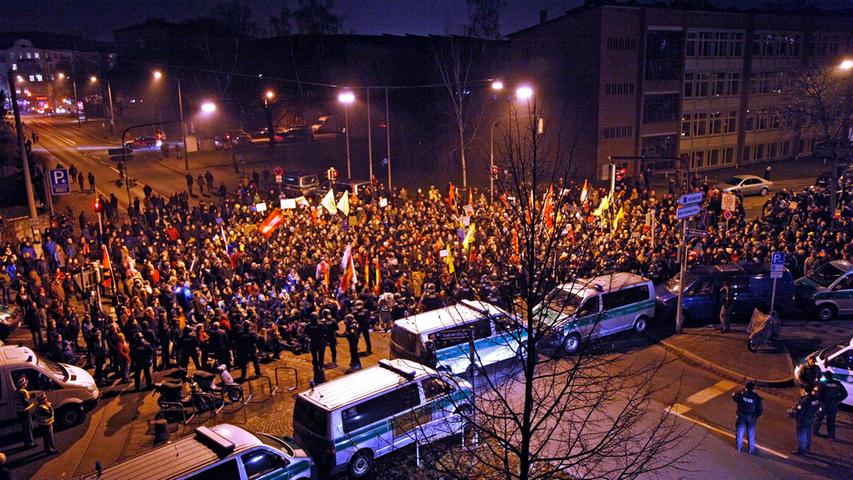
[656, 336, 795, 388]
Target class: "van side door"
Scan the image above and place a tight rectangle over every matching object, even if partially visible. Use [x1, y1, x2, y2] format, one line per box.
[389, 384, 425, 449]
[419, 376, 459, 441]
[573, 296, 601, 339]
[830, 274, 853, 314]
[240, 448, 294, 480]
[683, 278, 716, 321]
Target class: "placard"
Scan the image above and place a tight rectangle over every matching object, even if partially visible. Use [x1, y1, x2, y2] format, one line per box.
[439, 249, 449, 258]
[379, 197, 388, 208]
[280, 198, 296, 209]
[255, 202, 268, 213]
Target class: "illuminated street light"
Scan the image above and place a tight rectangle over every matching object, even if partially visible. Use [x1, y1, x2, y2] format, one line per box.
[338, 91, 355, 104]
[90, 75, 98, 83]
[57, 72, 65, 80]
[338, 91, 355, 178]
[515, 85, 534, 101]
[491, 80, 504, 91]
[201, 102, 217, 114]
[265, 90, 275, 100]
[840, 59, 853, 71]
[153, 70, 163, 80]
[16, 75, 24, 83]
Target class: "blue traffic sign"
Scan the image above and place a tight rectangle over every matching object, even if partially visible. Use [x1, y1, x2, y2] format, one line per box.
[49, 168, 70, 195]
[677, 192, 704, 206]
[676, 204, 701, 220]
[771, 252, 785, 267]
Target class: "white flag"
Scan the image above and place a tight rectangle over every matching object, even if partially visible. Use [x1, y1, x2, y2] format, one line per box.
[321, 188, 337, 215]
[337, 190, 350, 216]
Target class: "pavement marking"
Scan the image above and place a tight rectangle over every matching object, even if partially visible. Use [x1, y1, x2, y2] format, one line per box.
[665, 404, 790, 460]
[684, 379, 738, 406]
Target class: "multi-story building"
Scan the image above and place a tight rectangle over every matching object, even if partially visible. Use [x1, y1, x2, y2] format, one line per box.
[0, 32, 113, 113]
[509, 2, 853, 181]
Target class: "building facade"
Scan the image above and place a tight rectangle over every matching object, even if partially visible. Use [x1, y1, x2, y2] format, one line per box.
[509, 2, 853, 181]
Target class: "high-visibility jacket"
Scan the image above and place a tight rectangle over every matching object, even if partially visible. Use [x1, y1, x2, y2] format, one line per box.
[34, 404, 54, 427]
[16, 388, 35, 413]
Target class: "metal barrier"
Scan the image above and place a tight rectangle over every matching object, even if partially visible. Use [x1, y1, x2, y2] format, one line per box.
[272, 366, 300, 396]
[246, 375, 274, 404]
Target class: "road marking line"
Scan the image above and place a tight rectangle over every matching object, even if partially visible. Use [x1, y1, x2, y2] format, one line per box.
[665, 404, 789, 459]
[685, 380, 737, 406]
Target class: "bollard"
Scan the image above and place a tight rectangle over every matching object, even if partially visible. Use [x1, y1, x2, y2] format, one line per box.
[153, 418, 169, 444]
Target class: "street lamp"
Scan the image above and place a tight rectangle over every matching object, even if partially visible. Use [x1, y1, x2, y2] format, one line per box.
[338, 90, 355, 179]
[201, 102, 217, 114]
[263, 90, 276, 145]
[489, 84, 536, 203]
[153, 70, 163, 80]
[839, 59, 853, 71]
[153, 70, 190, 171]
[57, 72, 80, 125]
[89, 75, 116, 136]
[90, 75, 97, 83]
[515, 84, 534, 101]
[491, 80, 504, 91]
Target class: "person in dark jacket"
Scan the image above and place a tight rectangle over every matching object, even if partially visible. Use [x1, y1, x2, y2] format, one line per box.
[796, 355, 821, 392]
[788, 387, 820, 454]
[209, 322, 230, 369]
[718, 283, 732, 332]
[33, 393, 56, 455]
[323, 311, 338, 368]
[813, 371, 849, 440]
[338, 315, 361, 373]
[237, 321, 261, 381]
[354, 305, 372, 355]
[157, 316, 173, 370]
[179, 326, 201, 370]
[305, 314, 326, 369]
[732, 381, 763, 453]
[90, 331, 107, 384]
[130, 333, 155, 391]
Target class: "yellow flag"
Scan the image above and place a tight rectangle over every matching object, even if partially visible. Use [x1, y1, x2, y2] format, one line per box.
[337, 190, 350, 216]
[462, 223, 476, 251]
[614, 206, 624, 229]
[446, 248, 455, 274]
[321, 189, 337, 215]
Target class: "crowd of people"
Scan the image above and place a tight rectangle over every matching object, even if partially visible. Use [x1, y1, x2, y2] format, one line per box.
[0, 164, 850, 394]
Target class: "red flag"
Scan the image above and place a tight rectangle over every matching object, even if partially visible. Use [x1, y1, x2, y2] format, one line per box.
[101, 245, 112, 288]
[374, 257, 381, 294]
[447, 182, 455, 208]
[468, 188, 473, 207]
[258, 209, 286, 237]
[543, 185, 554, 230]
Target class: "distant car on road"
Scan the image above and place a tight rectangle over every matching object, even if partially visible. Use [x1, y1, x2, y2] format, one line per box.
[282, 126, 313, 142]
[0, 305, 20, 340]
[124, 135, 158, 149]
[282, 171, 321, 197]
[715, 174, 773, 196]
[251, 128, 285, 144]
[224, 130, 253, 148]
[795, 337, 853, 407]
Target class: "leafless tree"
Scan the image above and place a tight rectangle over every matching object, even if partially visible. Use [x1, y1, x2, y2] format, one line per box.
[388, 100, 692, 479]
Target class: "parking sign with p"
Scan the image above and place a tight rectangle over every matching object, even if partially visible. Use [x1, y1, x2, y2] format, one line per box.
[50, 168, 71, 195]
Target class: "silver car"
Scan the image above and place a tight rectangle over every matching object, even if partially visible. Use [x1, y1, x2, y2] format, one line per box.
[715, 174, 773, 196]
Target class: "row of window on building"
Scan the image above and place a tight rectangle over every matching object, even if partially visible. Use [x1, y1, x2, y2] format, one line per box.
[601, 125, 634, 139]
[606, 36, 637, 50]
[684, 138, 801, 169]
[685, 30, 852, 58]
[681, 110, 738, 137]
[683, 71, 740, 98]
[604, 82, 635, 95]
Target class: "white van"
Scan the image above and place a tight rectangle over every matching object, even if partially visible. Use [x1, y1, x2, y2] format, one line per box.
[390, 300, 526, 376]
[84, 424, 315, 480]
[293, 359, 473, 478]
[538, 273, 655, 354]
[1, 345, 99, 428]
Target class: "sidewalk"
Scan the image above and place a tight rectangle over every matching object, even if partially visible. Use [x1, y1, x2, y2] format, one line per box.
[653, 324, 795, 387]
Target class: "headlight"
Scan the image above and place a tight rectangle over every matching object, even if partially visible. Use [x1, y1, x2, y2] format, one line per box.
[86, 384, 97, 394]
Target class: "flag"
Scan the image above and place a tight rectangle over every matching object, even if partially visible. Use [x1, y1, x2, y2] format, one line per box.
[337, 190, 350, 216]
[339, 245, 357, 292]
[258, 209, 286, 237]
[592, 193, 611, 217]
[374, 257, 381, 294]
[510, 229, 520, 265]
[446, 247, 455, 274]
[462, 222, 476, 251]
[101, 245, 112, 289]
[447, 182, 455, 208]
[468, 188, 473, 207]
[364, 260, 370, 285]
[340, 244, 352, 271]
[321, 188, 337, 215]
[614, 206, 625, 230]
[543, 185, 554, 230]
[580, 179, 589, 203]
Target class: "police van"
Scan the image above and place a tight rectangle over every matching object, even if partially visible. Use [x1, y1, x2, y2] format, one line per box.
[538, 273, 655, 354]
[293, 359, 473, 478]
[389, 300, 526, 376]
[795, 336, 853, 407]
[794, 260, 853, 321]
[85, 424, 315, 480]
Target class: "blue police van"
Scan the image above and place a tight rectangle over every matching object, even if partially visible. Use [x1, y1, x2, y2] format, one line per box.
[655, 262, 795, 325]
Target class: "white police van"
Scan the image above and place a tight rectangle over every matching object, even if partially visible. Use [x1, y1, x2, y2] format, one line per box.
[85, 424, 315, 480]
[538, 273, 655, 354]
[795, 337, 853, 407]
[389, 300, 526, 376]
[293, 359, 473, 478]
[794, 260, 853, 321]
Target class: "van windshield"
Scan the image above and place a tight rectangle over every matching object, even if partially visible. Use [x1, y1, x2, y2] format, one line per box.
[38, 356, 68, 381]
[809, 263, 845, 288]
[665, 272, 695, 293]
[545, 289, 583, 315]
[294, 397, 328, 437]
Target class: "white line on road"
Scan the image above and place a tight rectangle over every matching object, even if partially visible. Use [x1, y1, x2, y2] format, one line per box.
[685, 379, 737, 406]
[666, 403, 790, 459]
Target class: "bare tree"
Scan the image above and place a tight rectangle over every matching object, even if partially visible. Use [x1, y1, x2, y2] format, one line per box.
[386, 100, 691, 479]
[778, 62, 852, 215]
[465, 0, 507, 40]
[270, 0, 345, 35]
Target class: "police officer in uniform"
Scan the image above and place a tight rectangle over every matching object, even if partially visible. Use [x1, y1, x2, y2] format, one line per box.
[15, 376, 36, 448]
[718, 283, 732, 332]
[33, 393, 57, 454]
[354, 304, 372, 355]
[813, 371, 848, 440]
[732, 381, 763, 453]
[322, 310, 338, 368]
[130, 333, 155, 391]
[788, 387, 820, 454]
[305, 313, 326, 370]
[339, 315, 361, 373]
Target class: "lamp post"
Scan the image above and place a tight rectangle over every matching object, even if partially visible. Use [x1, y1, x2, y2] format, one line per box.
[6, 69, 38, 219]
[366, 88, 373, 180]
[385, 88, 392, 194]
[488, 83, 535, 203]
[154, 71, 190, 172]
[338, 90, 355, 179]
[90, 76, 116, 137]
[264, 90, 275, 146]
[58, 72, 80, 125]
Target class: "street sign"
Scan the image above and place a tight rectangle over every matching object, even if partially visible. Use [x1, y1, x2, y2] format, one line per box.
[723, 210, 733, 221]
[275, 175, 283, 184]
[721, 192, 736, 212]
[677, 192, 704, 206]
[49, 168, 70, 195]
[687, 228, 707, 238]
[770, 252, 785, 279]
[676, 204, 701, 220]
[77, 101, 85, 121]
[273, 166, 283, 176]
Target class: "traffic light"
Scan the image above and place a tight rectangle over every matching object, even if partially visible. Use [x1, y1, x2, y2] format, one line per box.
[327, 167, 338, 181]
[616, 167, 627, 182]
[491, 165, 499, 178]
[93, 197, 102, 213]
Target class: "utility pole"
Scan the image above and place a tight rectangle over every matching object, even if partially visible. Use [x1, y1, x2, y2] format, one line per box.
[385, 87, 392, 194]
[7, 69, 38, 219]
[177, 79, 189, 173]
[106, 79, 116, 137]
[367, 88, 373, 180]
[675, 219, 687, 333]
[71, 78, 80, 126]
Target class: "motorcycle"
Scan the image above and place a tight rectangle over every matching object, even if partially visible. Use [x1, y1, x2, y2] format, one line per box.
[746, 308, 781, 352]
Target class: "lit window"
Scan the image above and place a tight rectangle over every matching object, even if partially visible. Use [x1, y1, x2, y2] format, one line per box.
[35, 74, 43, 82]
[29, 75, 35, 82]
[33, 52, 39, 59]
[11, 63, 16, 71]
[26, 52, 32, 59]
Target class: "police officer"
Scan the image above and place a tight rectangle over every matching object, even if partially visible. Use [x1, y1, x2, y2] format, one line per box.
[718, 283, 732, 332]
[339, 315, 361, 373]
[305, 313, 326, 370]
[14, 376, 35, 448]
[732, 381, 763, 453]
[237, 321, 261, 381]
[33, 393, 57, 455]
[354, 304, 372, 355]
[788, 387, 820, 454]
[322, 310, 339, 368]
[130, 333, 155, 391]
[813, 371, 848, 440]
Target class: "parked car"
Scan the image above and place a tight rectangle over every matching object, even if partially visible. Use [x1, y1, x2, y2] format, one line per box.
[124, 135, 157, 149]
[655, 262, 795, 325]
[714, 174, 773, 196]
[0, 304, 21, 340]
[282, 171, 321, 197]
[320, 179, 371, 197]
[252, 128, 285, 144]
[794, 337, 853, 407]
[0, 345, 99, 428]
[815, 163, 852, 188]
[282, 126, 313, 142]
[225, 131, 253, 148]
[84, 424, 315, 480]
[795, 260, 853, 320]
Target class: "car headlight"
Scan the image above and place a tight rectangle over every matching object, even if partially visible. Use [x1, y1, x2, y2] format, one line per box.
[86, 384, 97, 394]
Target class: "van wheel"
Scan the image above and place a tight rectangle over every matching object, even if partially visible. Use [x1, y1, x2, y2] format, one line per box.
[56, 404, 84, 429]
[634, 316, 648, 333]
[348, 449, 373, 478]
[816, 304, 837, 321]
[563, 334, 581, 354]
